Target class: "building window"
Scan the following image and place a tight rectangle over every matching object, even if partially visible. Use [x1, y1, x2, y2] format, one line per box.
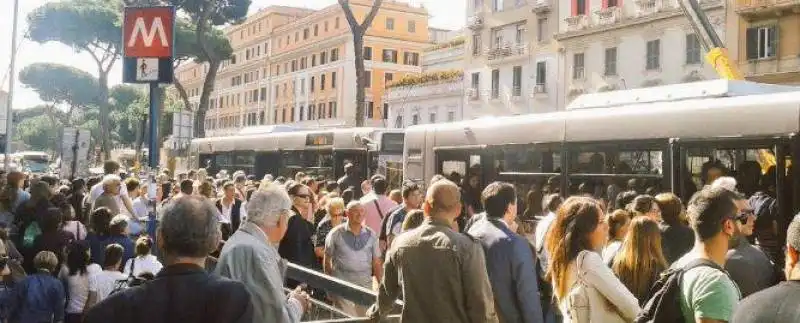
[386, 18, 395, 30]
[364, 47, 373, 60]
[310, 76, 315, 92]
[314, 25, 319, 36]
[332, 72, 337, 88]
[366, 101, 375, 118]
[515, 24, 525, 44]
[303, 29, 309, 40]
[275, 85, 279, 99]
[471, 72, 480, 94]
[395, 116, 403, 128]
[746, 25, 777, 60]
[429, 112, 437, 123]
[573, 53, 585, 79]
[260, 88, 266, 101]
[646, 39, 661, 70]
[493, 0, 504, 11]
[384, 72, 394, 86]
[447, 111, 455, 122]
[491, 69, 500, 98]
[299, 106, 305, 121]
[364, 70, 372, 88]
[259, 112, 265, 125]
[330, 102, 337, 118]
[331, 48, 339, 61]
[408, 20, 416, 33]
[491, 28, 504, 49]
[685, 34, 702, 64]
[321, 74, 326, 91]
[295, 32, 299, 42]
[383, 49, 398, 63]
[472, 34, 482, 55]
[607, 0, 618, 7]
[537, 18, 547, 42]
[312, 54, 317, 67]
[291, 60, 297, 72]
[412, 114, 419, 125]
[324, 21, 329, 31]
[574, 0, 587, 15]
[403, 52, 420, 65]
[321, 51, 327, 64]
[383, 103, 389, 120]
[291, 107, 295, 122]
[300, 79, 306, 94]
[512, 66, 522, 96]
[318, 103, 325, 119]
[274, 110, 278, 123]
[604, 47, 617, 76]
[308, 105, 314, 120]
[300, 57, 306, 69]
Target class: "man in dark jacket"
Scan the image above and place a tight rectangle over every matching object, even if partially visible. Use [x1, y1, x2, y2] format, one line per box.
[84, 196, 253, 323]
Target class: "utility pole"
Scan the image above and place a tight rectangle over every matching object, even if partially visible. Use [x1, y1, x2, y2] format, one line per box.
[4, 0, 19, 172]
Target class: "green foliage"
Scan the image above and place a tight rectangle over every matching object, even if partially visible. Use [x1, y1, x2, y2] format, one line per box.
[424, 36, 466, 52]
[174, 18, 233, 62]
[18, 63, 100, 108]
[387, 70, 464, 89]
[27, 0, 121, 53]
[13, 115, 63, 152]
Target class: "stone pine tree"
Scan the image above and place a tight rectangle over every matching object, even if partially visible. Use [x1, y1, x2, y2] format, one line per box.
[338, 0, 383, 127]
[164, 0, 249, 138]
[27, 0, 122, 159]
[18, 63, 100, 128]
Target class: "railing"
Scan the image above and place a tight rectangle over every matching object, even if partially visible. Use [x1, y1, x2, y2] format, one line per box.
[486, 43, 529, 60]
[736, 0, 799, 13]
[532, 0, 551, 12]
[284, 262, 403, 322]
[635, 0, 670, 16]
[595, 6, 624, 25]
[564, 15, 589, 32]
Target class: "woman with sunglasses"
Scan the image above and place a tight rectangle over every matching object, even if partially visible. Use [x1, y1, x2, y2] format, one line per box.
[279, 183, 321, 290]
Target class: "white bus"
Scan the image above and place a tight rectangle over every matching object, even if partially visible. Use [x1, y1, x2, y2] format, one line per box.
[12, 151, 51, 175]
[404, 80, 800, 225]
[191, 127, 404, 185]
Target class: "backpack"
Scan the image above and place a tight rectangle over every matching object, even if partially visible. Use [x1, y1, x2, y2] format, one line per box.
[110, 258, 152, 295]
[634, 258, 726, 323]
[22, 222, 41, 249]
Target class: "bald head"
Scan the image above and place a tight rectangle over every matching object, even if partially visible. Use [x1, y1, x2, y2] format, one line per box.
[425, 179, 461, 220]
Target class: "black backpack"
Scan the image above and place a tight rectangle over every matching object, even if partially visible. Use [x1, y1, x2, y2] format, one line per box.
[634, 258, 726, 323]
[110, 258, 153, 295]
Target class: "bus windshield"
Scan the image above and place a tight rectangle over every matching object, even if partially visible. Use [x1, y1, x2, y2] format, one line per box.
[19, 154, 50, 173]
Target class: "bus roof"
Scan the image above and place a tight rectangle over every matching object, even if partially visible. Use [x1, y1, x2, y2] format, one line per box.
[193, 127, 387, 154]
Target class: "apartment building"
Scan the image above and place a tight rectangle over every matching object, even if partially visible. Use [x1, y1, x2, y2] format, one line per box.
[728, 0, 800, 84]
[387, 40, 465, 128]
[173, 0, 429, 137]
[464, 0, 560, 117]
[555, 0, 725, 106]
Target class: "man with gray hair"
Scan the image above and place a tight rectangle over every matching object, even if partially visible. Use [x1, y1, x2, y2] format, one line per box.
[85, 196, 253, 323]
[216, 183, 310, 323]
[92, 175, 123, 215]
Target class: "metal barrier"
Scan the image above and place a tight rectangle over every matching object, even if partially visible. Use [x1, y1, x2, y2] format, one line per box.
[285, 262, 402, 322]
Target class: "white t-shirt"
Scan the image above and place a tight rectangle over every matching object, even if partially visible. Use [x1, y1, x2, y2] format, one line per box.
[89, 182, 130, 214]
[59, 264, 102, 314]
[89, 270, 127, 302]
[63, 220, 87, 240]
[132, 197, 149, 220]
[123, 254, 163, 277]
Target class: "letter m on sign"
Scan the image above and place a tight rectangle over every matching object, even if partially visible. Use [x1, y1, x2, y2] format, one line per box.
[123, 7, 175, 58]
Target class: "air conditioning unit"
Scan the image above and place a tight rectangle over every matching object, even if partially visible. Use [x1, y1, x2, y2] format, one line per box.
[534, 84, 547, 94]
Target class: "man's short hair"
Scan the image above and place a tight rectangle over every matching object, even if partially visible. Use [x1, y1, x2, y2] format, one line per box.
[686, 186, 738, 241]
[104, 160, 121, 175]
[543, 193, 563, 213]
[125, 177, 140, 193]
[481, 182, 516, 219]
[102, 174, 122, 187]
[371, 175, 388, 195]
[247, 183, 292, 227]
[159, 196, 222, 258]
[401, 182, 420, 199]
[222, 181, 235, 191]
[787, 213, 800, 253]
[103, 243, 124, 268]
[346, 200, 363, 212]
[180, 179, 194, 195]
[33, 251, 58, 273]
[425, 179, 461, 215]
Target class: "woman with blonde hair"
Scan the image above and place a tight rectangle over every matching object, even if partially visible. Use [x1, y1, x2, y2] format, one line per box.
[545, 197, 640, 323]
[314, 197, 346, 258]
[611, 217, 668, 305]
[602, 209, 633, 265]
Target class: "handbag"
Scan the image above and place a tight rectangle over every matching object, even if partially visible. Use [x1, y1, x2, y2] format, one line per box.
[564, 250, 591, 323]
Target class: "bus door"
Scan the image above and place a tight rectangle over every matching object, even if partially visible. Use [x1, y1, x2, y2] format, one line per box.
[434, 147, 494, 188]
[254, 151, 281, 179]
[564, 140, 669, 209]
[334, 149, 367, 180]
[674, 137, 794, 236]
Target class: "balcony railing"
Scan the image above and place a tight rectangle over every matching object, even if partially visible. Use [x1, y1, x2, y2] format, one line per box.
[467, 13, 485, 30]
[532, 0, 551, 13]
[564, 15, 590, 32]
[467, 88, 480, 101]
[635, 0, 671, 16]
[595, 6, 624, 25]
[736, 0, 800, 16]
[486, 43, 529, 61]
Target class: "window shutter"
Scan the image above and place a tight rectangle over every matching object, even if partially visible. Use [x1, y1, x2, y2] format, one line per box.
[572, 0, 578, 15]
[745, 27, 758, 60]
[768, 25, 778, 58]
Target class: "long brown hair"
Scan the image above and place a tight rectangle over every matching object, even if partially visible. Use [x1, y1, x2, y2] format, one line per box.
[545, 196, 603, 301]
[611, 216, 667, 302]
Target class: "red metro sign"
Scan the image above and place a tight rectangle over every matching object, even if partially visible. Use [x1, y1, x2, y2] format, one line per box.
[123, 6, 175, 58]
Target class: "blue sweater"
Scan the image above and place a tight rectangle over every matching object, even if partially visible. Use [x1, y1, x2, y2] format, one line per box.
[9, 272, 65, 323]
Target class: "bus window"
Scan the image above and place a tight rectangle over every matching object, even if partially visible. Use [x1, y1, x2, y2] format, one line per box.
[685, 147, 775, 198]
[567, 146, 665, 203]
[442, 161, 466, 178]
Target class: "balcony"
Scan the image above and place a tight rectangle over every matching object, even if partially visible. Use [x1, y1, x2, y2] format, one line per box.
[486, 43, 529, 62]
[565, 15, 590, 32]
[740, 56, 800, 83]
[467, 12, 485, 30]
[736, 0, 800, 18]
[595, 6, 625, 25]
[532, 0, 551, 13]
[635, 0, 672, 17]
[466, 88, 481, 101]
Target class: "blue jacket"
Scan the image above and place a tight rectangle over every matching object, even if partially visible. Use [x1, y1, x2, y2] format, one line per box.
[467, 218, 544, 323]
[9, 272, 65, 323]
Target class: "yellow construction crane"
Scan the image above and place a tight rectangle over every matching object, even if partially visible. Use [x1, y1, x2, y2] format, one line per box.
[678, 0, 743, 80]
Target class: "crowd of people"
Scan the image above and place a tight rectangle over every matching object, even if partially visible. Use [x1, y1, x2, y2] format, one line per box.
[0, 158, 796, 323]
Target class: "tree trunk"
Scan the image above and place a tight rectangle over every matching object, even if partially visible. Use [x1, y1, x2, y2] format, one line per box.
[353, 32, 366, 127]
[195, 60, 220, 138]
[174, 78, 192, 111]
[98, 71, 111, 160]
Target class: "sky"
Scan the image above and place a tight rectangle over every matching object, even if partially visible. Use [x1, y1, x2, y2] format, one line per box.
[0, 0, 466, 110]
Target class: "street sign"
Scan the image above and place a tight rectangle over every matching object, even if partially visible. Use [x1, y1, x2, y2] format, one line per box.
[122, 6, 175, 84]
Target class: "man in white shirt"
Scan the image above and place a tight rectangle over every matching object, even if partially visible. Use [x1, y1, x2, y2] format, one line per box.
[87, 244, 128, 307]
[89, 161, 134, 216]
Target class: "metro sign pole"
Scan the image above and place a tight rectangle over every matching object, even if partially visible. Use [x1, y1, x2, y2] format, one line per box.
[122, 6, 175, 169]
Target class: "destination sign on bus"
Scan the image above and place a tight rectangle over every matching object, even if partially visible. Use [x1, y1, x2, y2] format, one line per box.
[306, 132, 334, 146]
[381, 133, 404, 153]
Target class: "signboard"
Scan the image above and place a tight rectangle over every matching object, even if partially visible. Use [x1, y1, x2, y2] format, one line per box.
[122, 6, 175, 84]
[60, 128, 91, 178]
[380, 133, 405, 153]
[306, 133, 334, 146]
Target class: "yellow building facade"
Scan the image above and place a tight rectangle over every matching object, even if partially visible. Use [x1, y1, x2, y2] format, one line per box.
[174, 1, 429, 137]
[729, 0, 800, 84]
